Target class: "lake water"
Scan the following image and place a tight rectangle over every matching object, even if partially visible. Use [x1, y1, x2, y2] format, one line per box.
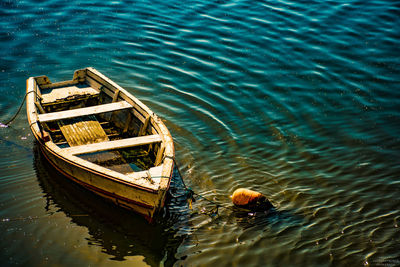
[1, 0, 399, 266]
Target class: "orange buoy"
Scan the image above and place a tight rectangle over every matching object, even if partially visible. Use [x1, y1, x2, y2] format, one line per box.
[231, 188, 273, 211]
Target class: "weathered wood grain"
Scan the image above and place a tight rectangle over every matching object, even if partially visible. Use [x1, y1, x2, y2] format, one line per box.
[63, 134, 162, 155]
[38, 101, 132, 122]
[41, 85, 98, 103]
[58, 116, 109, 146]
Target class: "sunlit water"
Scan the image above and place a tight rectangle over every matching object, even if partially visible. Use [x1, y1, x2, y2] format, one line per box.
[1, 0, 399, 266]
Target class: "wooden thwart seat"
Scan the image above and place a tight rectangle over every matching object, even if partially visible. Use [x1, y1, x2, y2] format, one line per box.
[38, 101, 132, 123]
[63, 134, 162, 155]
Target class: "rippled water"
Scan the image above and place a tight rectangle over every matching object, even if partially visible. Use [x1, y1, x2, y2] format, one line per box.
[1, 0, 399, 266]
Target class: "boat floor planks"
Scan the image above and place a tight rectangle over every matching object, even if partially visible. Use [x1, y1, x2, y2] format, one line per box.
[58, 115, 109, 146]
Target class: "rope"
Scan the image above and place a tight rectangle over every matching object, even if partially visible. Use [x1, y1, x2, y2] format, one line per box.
[1, 214, 89, 223]
[3, 91, 37, 126]
[172, 157, 236, 217]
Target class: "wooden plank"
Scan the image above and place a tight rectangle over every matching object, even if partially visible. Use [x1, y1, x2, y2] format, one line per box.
[155, 143, 165, 166]
[123, 112, 132, 133]
[35, 76, 52, 87]
[85, 76, 104, 91]
[38, 101, 132, 122]
[35, 101, 45, 114]
[58, 116, 109, 146]
[112, 89, 120, 102]
[35, 84, 42, 100]
[41, 84, 99, 103]
[40, 80, 79, 90]
[139, 115, 150, 136]
[63, 134, 162, 155]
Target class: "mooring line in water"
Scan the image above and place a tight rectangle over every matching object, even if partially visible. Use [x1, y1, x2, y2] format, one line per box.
[1, 214, 89, 222]
[169, 156, 276, 217]
[2, 90, 39, 126]
[170, 156, 237, 217]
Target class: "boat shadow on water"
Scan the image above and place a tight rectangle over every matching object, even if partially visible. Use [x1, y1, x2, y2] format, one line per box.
[32, 142, 187, 266]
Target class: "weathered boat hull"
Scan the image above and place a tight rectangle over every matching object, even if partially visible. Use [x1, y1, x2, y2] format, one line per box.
[26, 68, 175, 222]
[39, 144, 165, 221]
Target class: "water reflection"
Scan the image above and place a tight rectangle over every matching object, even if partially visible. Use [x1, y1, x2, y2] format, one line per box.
[230, 207, 305, 233]
[33, 143, 186, 266]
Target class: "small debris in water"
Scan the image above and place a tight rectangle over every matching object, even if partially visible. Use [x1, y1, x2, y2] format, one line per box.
[0, 123, 8, 128]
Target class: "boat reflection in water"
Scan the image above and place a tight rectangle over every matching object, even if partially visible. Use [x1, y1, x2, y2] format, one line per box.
[33, 143, 187, 266]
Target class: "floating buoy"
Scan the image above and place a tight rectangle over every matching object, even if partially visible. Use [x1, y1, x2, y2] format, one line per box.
[231, 188, 273, 211]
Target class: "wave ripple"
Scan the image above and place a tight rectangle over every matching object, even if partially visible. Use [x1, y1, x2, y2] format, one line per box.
[1, 0, 400, 265]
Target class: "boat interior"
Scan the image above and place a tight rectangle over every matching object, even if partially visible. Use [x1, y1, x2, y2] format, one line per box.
[32, 69, 166, 176]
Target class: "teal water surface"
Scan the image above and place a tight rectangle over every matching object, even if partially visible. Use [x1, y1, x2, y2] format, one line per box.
[1, 0, 399, 266]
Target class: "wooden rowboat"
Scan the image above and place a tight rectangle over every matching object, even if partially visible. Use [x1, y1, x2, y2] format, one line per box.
[26, 67, 175, 222]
